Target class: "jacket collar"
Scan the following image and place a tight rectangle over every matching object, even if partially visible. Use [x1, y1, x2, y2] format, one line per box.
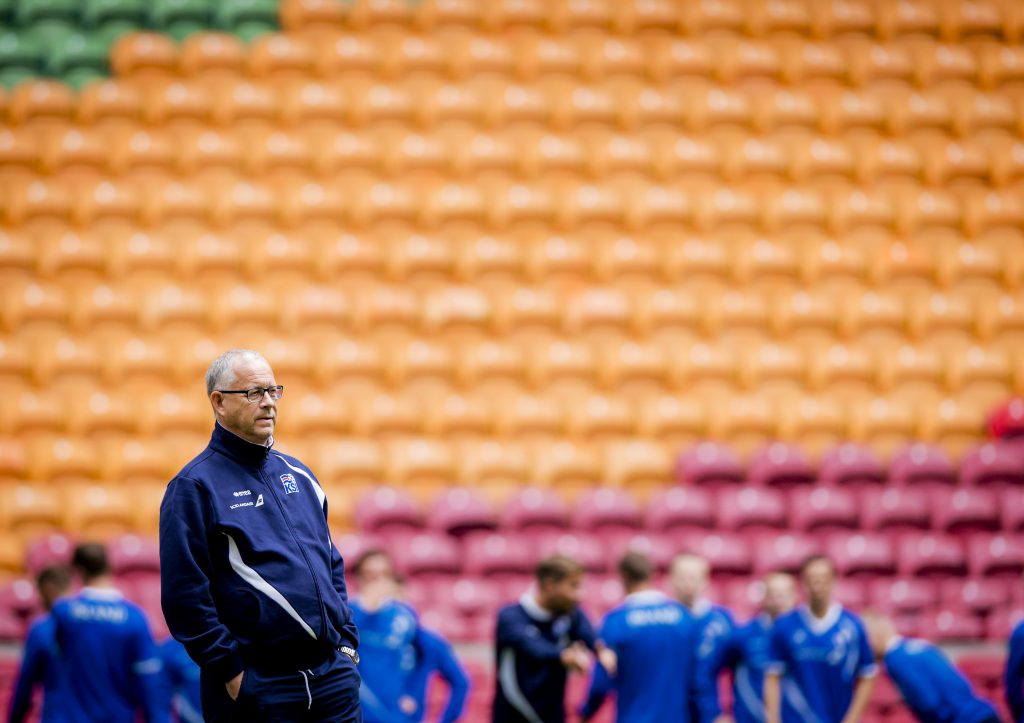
[209, 422, 273, 467]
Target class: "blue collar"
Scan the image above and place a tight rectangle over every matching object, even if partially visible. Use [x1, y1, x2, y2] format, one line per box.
[209, 422, 273, 468]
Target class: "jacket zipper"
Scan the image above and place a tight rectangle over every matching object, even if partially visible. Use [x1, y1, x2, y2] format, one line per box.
[259, 463, 329, 641]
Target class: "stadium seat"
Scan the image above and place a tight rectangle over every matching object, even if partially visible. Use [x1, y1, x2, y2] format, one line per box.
[391, 531, 461, 577]
[942, 577, 1014, 615]
[987, 606, 1024, 641]
[24, 532, 74, 576]
[316, 439, 384, 487]
[107, 533, 160, 576]
[603, 532, 676, 572]
[899, 533, 967, 577]
[645, 487, 715, 532]
[967, 534, 1024, 577]
[428, 488, 497, 537]
[868, 577, 937, 614]
[1004, 490, 1024, 532]
[919, 609, 985, 643]
[534, 531, 606, 573]
[431, 577, 502, 620]
[455, 440, 528, 489]
[463, 532, 534, 576]
[501, 488, 570, 532]
[827, 532, 898, 577]
[752, 532, 819, 575]
[572, 488, 641, 534]
[959, 442, 1024, 487]
[789, 488, 860, 532]
[716, 488, 787, 531]
[675, 532, 752, 576]
[860, 488, 931, 531]
[530, 440, 602, 491]
[931, 488, 1001, 532]
[355, 487, 424, 534]
[636, 397, 706, 441]
[747, 443, 816, 488]
[818, 444, 887, 489]
[889, 443, 958, 487]
[0, 577, 39, 618]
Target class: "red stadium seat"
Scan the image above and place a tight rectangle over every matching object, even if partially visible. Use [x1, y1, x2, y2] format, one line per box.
[645, 487, 715, 532]
[899, 534, 967, 577]
[931, 489, 1001, 533]
[675, 442, 745, 487]
[0, 578, 39, 618]
[603, 532, 676, 571]
[534, 531, 607, 573]
[827, 533, 897, 577]
[24, 532, 74, 576]
[107, 534, 160, 576]
[1004, 490, 1024, 532]
[428, 488, 497, 537]
[752, 532, 819, 575]
[789, 488, 860, 532]
[868, 578, 937, 614]
[716, 488, 787, 531]
[747, 443, 816, 488]
[463, 532, 534, 576]
[676, 532, 753, 576]
[959, 442, 1024, 487]
[333, 532, 385, 575]
[355, 487, 425, 535]
[918, 609, 985, 643]
[987, 606, 1024, 641]
[941, 578, 1014, 615]
[967, 534, 1024, 577]
[860, 488, 931, 531]
[391, 532, 461, 577]
[889, 444, 957, 488]
[431, 577, 502, 619]
[817, 444, 887, 489]
[572, 488, 642, 534]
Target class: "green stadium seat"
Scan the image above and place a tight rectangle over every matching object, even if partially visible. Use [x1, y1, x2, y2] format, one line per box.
[0, 0, 13, 23]
[62, 67, 108, 89]
[149, 0, 211, 37]
[26, 19, 77, 48]
[0, 68, 36, 89]
[93, 20, 144, 45]
[214, 0, 279, 40]
[82, 0, 148, 28]
[46, 33, 109, 78]
[0, 33, 44, 77]
[13, 0, 80, 26]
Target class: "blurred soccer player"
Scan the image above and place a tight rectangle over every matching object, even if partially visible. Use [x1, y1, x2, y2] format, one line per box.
[669, 552, 736, 723]
[51, 543, 169, 723]
[863, 613, 999, 723]
[160, 637, 202, 723]
[1008, 612, 1024, 723]
[764, 555, 876, 723]
[350, 550, 469, 723]
[7, 565, 71, 723]
[580, 551, 706, 723]
[706, 572, 799, 723]
[493, 554, 607, 723]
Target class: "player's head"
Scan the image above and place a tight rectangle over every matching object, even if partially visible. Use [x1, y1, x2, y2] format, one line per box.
[353, 549, 396, 589]
[535, 554, 584, 615]
[761, 572, 797, 619]
[36, 565, 71, 611]
[617, 551, 653, 593]
[71, 543, 109, 583]
[206, 349, 279, 445]
[799, 554, 836, 609]
[861, 611, 899, 657]
[668, 553, 710, 607]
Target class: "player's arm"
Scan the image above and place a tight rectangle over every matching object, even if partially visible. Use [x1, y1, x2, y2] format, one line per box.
[579, 656, 613, 721]
[764, 623, 788, 723]
[7, 622, 47, 723]
[159, 477, 244, 685]
[840, 623, 878, 723]
[705, 629, 741, 723]
[496, 609, 566, 661]
[1007, 624, 1024, 722]
[422, 630, 470, 723]
[130, 614, 171, 723]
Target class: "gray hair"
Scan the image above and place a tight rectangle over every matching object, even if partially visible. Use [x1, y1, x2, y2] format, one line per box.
[205, 349, 267, 395]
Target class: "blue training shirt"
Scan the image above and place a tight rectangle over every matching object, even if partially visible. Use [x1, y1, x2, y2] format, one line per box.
[767, 604, 877, 723]
[493, 594, 598, 723]
[580, 590, 705, 723]
[7, 614, 67, 723]
[51, 587, 169, 723]
[1008, 621, 1024, 723]
[708, 614, 802, 723]
[351, 598, 423, 723]
[160, 638, 202, 723]
[403, 626, 470, 723]
[690, 599, 736, 723]
[884, 637, 998, 723]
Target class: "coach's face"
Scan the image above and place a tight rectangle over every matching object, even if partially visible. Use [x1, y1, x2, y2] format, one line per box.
[542, 573, 583, 615]
[210, 358, 278, 445]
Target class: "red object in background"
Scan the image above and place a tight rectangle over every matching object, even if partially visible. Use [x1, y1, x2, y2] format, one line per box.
[988, 397, 1024, 438]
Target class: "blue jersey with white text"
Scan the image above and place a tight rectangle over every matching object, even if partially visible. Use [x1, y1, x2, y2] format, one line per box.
[767, 605, 877, 723]
[581, 590, 704, 723]
[709, 615, 801, 723]
[493, 595, 598, 723]
[689, 600, 735, 723]
[51, 588, 169, 723]
[160, 638, 202, 723]
[351, 598, 422, 723]
[403, 626, 470, 723]
[884, 637, 997, 723]
[1008, 621, 1024, 723]
[7, 615, 67, 723]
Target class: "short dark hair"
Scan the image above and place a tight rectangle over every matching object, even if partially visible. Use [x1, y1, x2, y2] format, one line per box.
[37, 565, 71, 593]
[535, 554, 583, 585]
[71, 543, 109, 579]
[618, 551, 652, 587]
[799, 554, 834, 577]
[352, 548, 392, 576]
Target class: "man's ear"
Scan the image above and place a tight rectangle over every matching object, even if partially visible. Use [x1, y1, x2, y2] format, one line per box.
[209, 392, 224, 417]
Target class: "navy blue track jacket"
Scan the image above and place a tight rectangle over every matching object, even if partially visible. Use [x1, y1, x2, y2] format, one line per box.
[159, 423, 358, 684]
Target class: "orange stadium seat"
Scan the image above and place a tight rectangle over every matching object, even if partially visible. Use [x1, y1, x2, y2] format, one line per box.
[75, 81, 143, 126]
[422, 393, 493, 436]
[876, 0, 941, 38]
[6, 81, 75, 125]
[454, 339, 526, 388]
[455, 440, 529, 489]
[350, 392, 421, 437]
[384, 338, 455, 387]
[178, 33, 247, 77]
[61, 483, 135, 538]
[248, 34, 316, 79]
[0, 485, 62, 542]
[493, 393, 565, 438]
[208, 79, 280, 125]
[110, 33, 179, 79]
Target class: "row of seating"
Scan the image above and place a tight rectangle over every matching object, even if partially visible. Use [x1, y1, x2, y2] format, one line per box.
[9, 125, 1024, 188]
[94, 31, 1024, 88]
[5, 78, 1024, 135]
[6, 176, 1024, 234]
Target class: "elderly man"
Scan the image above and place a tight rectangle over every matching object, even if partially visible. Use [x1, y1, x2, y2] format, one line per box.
[159, 349, 361, 723]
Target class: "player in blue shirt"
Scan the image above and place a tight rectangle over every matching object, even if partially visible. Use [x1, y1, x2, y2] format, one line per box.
[670, 552, 737, 723]
[402, 625, 470, 723]
[493, 554, 612, 723]
[765, 556, 876, 723]
[160, 637, 202, 723]
[1008, 619, 1024, 723]
[580, 551, 706, 723]
[864, 613, 999, 723]
[50, 543, 169, 723]
[7, 565, 71, 723]
[706, 572, 800, 723]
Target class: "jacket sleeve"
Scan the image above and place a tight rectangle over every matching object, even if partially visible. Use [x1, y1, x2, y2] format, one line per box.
[426, 630, 471, 723]
[702, 627, 741, 721]
[130, 614, 171, 723]
[7, 622, 45, 723]
[572, 608, 600, 651]
[159, 476, 244, 684]
[1007, 624, 1024, 722]
[579, 660, 612, 720]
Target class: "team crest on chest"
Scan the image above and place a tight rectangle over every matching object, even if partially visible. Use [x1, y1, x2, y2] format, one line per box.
[280, 473, 299, 494]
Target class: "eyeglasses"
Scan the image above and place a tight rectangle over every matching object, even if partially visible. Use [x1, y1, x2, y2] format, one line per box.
[216, 386, 284, 403]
